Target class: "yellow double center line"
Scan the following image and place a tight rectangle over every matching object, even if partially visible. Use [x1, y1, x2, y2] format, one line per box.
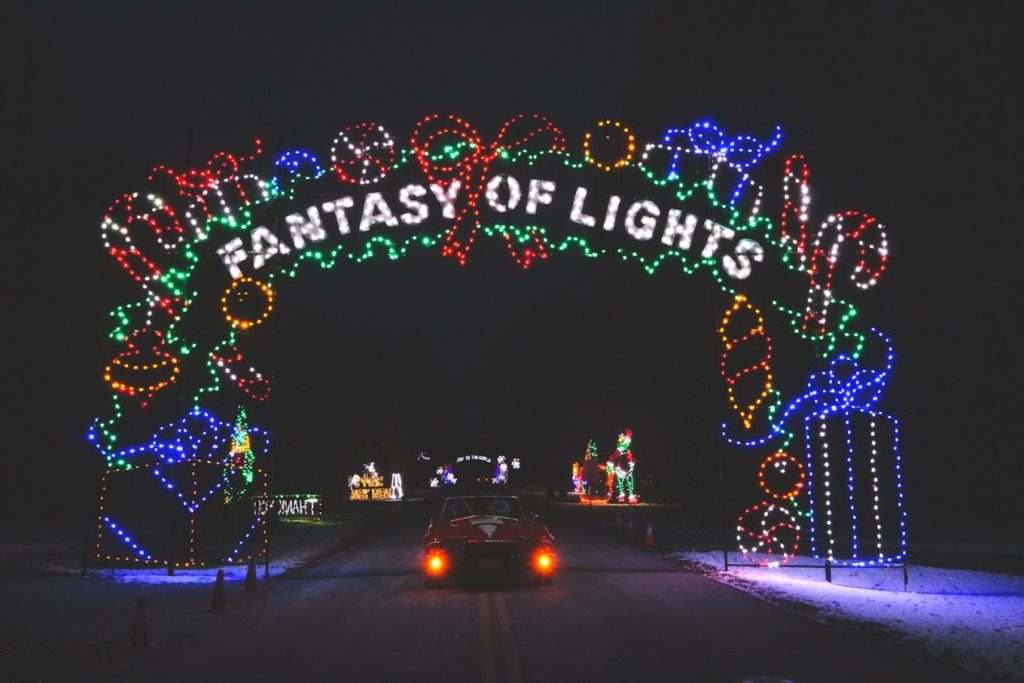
[478, 592, 523, 683]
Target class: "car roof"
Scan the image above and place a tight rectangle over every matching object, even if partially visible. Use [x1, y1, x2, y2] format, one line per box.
[443, 494, 520, 502]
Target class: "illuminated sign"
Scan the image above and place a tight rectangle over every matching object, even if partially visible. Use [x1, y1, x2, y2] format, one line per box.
[348, 462, 403, 501]
[215, 175, 763, 281]
[456, 454, 492, 463]
[254, 494, 321, 517]
[432, 454, 522, 485]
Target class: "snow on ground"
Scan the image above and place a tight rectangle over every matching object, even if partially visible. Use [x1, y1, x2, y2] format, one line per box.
[0, 517, 367, 584]
[678, 550, 1024, 681]
[95, 518, 366, 584]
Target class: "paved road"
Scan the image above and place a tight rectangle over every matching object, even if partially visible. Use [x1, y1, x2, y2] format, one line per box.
[3, 503, 973, 682]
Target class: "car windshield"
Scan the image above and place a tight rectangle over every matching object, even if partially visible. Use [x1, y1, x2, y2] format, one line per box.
[442, 496, 525, 520]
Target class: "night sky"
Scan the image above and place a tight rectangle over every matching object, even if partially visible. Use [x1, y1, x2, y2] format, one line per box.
[1, 2, 1019, 542]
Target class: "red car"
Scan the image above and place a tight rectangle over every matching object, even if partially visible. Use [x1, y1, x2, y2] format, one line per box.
[423, 495, 556, 587]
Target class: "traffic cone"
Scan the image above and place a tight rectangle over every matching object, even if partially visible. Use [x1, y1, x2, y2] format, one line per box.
[645, 522, 655, 547]
[243, 555, 259, 591]
[129, 595, 151, 650]
[210, 568, 230, 612]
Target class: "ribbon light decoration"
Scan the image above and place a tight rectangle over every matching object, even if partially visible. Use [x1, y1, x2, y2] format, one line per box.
[661, 120, 781, 215]
[411, 113, 567, 268]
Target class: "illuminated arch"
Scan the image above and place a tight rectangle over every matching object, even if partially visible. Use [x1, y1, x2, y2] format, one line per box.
[89, 115, 905, 569]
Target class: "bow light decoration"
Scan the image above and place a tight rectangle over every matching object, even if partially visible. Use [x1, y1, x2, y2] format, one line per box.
[411, 113, 567, 268]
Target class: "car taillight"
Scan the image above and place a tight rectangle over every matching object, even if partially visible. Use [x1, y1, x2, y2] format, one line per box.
[535, 551, 554, 572]
[427, 553, 445, 574]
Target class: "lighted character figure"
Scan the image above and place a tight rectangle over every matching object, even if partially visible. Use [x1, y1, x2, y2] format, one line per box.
[578, 439, 606, 500]
[606, 429, 638, 504]
[494, 455, 509, 484]
[571, 462, 583, 494]
[436, 463, 456, 485]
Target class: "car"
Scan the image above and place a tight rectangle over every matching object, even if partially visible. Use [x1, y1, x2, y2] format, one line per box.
[422, 494, 556, 587]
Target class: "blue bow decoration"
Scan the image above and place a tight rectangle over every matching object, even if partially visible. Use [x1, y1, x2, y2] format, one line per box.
[88, 408, 269, 467]
[725, 328, 894, 448]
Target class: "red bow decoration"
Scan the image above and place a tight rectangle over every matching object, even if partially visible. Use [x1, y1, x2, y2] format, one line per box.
[410, 114, 566, 268]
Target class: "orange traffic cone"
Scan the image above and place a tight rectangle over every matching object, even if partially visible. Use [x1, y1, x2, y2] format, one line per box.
[130, 595, 151, 650]
[243, 555, 259, 591]
[645, 522, 655, 547]
[210, 568, 230, 612]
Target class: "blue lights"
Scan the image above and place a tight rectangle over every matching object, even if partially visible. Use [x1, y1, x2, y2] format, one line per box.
[661, 119, 782, 178]
[103, 516, 153, 560]
[94, 408, 271, 567]
[91, 409, 269, 469]
[273, 149, 325, 190]
[728, 329, 907, 566]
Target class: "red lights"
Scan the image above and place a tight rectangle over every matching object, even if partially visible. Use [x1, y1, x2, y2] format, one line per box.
[781, 154, 889, 336]
[426, 553, 446, 575]
[534, 550, 554, 573]
[410, 113, 566, 268]
[149, 139, 263, 200]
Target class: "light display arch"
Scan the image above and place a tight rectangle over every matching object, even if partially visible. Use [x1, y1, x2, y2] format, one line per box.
[89, 113, 905, 569]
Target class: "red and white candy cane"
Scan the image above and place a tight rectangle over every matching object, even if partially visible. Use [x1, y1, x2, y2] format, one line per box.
[780, 154, 888, 335]
[210, 345, 272, 402]
[410, 113, 566, 268]
[101, 192, 186, 323]
[780, 154, 812, 260]
[802, 210, 888, 335]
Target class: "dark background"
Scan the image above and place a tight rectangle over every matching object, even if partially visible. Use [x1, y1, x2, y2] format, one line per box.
[1, 1, 1020, 543]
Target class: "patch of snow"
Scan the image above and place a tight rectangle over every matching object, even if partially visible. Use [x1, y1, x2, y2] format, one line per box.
[679, 551, 1024, 681]
[1, 517, 364, 583]
[99, 565, 253, 584]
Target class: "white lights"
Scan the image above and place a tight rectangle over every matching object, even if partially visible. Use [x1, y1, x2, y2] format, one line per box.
[390, 473, 404, 500]
[216, 174, 763, 281]
[331, 122, 395, 186]
[781, 153, 890, 336]
[485, 175, 522, 213]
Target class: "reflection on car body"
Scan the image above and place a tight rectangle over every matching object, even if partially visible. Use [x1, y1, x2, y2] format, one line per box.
[422, 495, 556, 587]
